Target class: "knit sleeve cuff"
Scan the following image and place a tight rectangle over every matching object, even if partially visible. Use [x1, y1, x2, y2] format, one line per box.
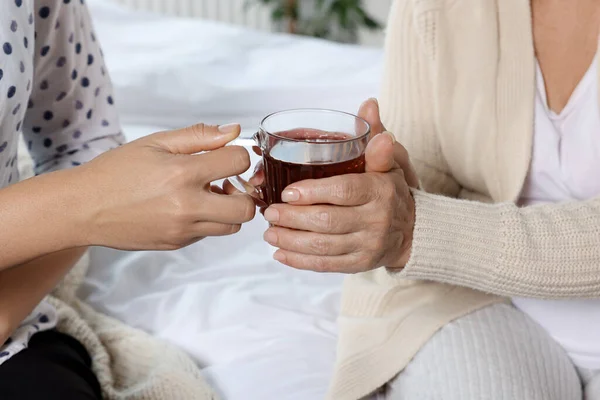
[395, 190, 507, 291]
[388, 190, 600, 298]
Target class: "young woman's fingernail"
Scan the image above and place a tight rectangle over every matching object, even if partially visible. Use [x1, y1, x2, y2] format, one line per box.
[218, 123, 240, 135]
[263, 230, 278, 245]
[264, 207, 279, 223]
[273, 251, 286, 263]
[281, 189, 300, 202]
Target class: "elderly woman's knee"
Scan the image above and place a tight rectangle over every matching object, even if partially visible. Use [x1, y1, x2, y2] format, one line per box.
[383, 304, 581, 400]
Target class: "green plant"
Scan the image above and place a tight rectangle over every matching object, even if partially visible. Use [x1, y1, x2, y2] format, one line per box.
[248, 0, 382, 43]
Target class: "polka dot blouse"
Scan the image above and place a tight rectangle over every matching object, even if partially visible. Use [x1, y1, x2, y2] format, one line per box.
[0, 0, 125, 365]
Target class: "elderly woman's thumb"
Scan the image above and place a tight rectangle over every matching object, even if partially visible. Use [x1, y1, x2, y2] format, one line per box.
[365, 131, 396, 173]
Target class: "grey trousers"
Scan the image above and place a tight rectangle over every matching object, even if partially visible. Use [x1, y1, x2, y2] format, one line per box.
[381, 304, 600, 400]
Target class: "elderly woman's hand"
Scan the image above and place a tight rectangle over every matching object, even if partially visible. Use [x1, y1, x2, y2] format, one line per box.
[263, 100, 418, 273]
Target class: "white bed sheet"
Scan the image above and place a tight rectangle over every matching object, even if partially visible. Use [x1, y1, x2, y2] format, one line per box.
[80, 2, 384, 398]
[82, 209, 342, 400]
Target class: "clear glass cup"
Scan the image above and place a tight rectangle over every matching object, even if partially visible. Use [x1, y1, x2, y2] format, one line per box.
[232, 109, 371, 206]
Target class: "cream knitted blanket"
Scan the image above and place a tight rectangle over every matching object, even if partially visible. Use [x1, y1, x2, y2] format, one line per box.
[18, 138, 219, 400]
[49, 254, 219, 400]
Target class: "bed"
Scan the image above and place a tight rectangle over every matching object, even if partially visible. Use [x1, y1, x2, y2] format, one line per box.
[79, 2, 383, 399]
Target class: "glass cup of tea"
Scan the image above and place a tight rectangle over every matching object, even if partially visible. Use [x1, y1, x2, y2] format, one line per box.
[231, 109, 371, 206]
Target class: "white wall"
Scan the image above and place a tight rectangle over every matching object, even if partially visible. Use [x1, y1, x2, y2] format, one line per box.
[113, 0, 273, 30]
[359, 0, 392, 47]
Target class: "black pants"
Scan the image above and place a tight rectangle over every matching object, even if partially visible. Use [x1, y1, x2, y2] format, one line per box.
[0, 330, 103, 399]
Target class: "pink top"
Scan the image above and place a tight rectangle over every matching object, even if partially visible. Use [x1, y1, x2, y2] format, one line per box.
[513, 56, 600, 369]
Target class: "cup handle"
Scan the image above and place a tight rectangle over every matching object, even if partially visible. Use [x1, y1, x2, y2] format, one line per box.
[226, 133, 267, 207]
[229, 175, 267, 208]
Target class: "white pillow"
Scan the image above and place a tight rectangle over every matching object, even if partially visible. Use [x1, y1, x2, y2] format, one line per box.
[87, 0, 383, 131]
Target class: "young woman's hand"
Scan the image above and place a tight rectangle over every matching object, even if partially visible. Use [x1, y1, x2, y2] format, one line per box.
[78, 123, 256, 250]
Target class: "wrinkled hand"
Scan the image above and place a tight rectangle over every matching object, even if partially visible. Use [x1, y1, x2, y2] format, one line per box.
[79, 123, 256, 251]
[263, 99, 417, 273]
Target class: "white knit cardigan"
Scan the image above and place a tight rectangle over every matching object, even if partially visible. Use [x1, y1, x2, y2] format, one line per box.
[328, 0, 600, 399]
